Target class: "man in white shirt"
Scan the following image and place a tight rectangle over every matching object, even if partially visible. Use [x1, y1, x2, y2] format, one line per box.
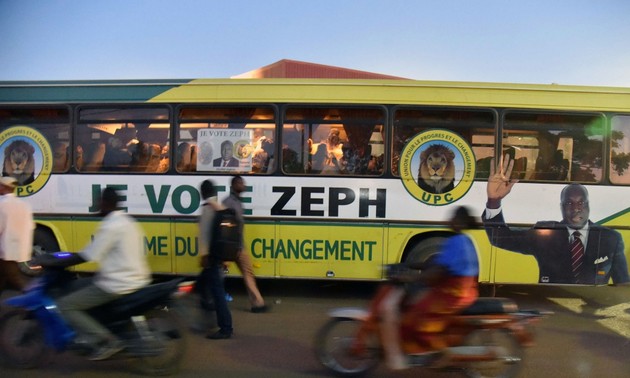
[55, 187, 151, 360]
[0, 176, 34, 295]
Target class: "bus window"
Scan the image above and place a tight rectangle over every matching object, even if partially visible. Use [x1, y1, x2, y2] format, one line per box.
[76, 107, 170, 173]
[393, 108, 496, 178]
[0, 107, 71, 174]
[177, 106, 276, 174]
[503, 112, 604, 183]
[283, 107, 385, 176]
[610, 115, 630, 185]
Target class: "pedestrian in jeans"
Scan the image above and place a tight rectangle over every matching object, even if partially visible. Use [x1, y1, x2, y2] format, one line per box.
[223, 175, 268, 313]
[198, 179, 233, 339]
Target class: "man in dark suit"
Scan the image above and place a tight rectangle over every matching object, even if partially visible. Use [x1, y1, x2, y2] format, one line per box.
[483, 155, 629, 285]
[213, 140, 239, 168]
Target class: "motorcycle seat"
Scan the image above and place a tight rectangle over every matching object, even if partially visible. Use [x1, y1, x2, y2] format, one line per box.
[460, 297, 517, 315]
[91, 278, 185, 316]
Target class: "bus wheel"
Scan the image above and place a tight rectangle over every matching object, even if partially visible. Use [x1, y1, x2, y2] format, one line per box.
[404, 237, 446, 267]
[19, 228, 60, 277]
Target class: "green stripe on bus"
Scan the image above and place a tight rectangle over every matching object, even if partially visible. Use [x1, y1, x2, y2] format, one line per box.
[0, 81, 190, 103]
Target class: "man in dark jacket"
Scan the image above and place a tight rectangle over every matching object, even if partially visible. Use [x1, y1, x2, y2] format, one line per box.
[483, 155, 629, 285]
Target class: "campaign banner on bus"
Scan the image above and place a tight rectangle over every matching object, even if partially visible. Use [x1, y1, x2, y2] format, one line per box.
[0, 125, 53, 197]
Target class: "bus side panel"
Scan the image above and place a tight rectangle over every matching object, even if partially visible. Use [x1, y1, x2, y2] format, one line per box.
[273, 223, 383, 279]
[384, 225, 409, 266]
[143, 218, 176, 274]
[242, 222, 277, 278]
[328, 225, 383, 280]
[387, 226, 496, 284]
[468, 229, 493, 284]
[71, 218, 100, 272]
[600, 213, 630, 284]
[34, 218, 74, 252]
[493, 248, 540, 284]
[72, 217, 176, 274]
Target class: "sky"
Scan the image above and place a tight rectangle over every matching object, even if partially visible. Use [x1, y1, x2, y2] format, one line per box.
[1, 0, 630, 87]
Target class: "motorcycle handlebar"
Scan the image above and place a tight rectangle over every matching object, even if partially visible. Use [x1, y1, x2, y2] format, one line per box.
[31, 252, 85, 268]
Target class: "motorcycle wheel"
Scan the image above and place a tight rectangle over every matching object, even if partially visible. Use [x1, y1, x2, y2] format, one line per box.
[461, 328, 523, 378]
[0, 309, 50, 369]
[128, 307, 187, 376]
[314, 317, 379, 377]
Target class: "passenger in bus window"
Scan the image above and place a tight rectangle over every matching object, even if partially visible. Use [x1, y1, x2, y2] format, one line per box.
[80, 141, 106, 171]
[307, 128, 345, 174]
[144, 144, 162, 172]
[282, 146, 302, 173]
[482, 154, 630, 285]
[130, 141, 162, 172]
[52, 141, 70, 172]
[342, 144, 378, 175]
[369, 154, 384, 174]
[323, 128, 344, 166]
[251, 136, 274, 173]
[158, 145, 169, 172]
[103, 134, 132, 169]
[189, 144, 197, 171]
[176, 142, 195, 172]
[75, 145, 84, 171]
[308, 143, 328, 173]
[534, 149, 569, 181]
[281, 127, 306, 174]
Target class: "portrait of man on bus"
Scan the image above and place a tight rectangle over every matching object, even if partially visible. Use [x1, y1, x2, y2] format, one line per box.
[213, 140, 239, 168]
[482, 154, 630, 285]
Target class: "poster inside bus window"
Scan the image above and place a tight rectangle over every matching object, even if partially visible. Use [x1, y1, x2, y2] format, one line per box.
[196, 129, 254, 171]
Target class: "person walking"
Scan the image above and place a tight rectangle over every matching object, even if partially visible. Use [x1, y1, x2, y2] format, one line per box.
[0, 176, 34, 295]
[223, 175, 268, 313]
[198, 179, 233, 339]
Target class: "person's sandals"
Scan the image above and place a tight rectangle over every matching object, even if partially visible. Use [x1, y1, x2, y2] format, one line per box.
[251, 305, 269, 313]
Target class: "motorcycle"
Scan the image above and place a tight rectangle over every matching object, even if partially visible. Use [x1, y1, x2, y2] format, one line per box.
[314, 264, 550, 377]
[0, 252, 191, 375]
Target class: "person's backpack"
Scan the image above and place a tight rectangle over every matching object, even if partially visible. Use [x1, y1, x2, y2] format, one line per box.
[210, 208, 241, 261]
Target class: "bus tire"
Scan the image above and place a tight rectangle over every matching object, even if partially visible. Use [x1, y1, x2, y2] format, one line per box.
[19, 228, 60, 277]
[404, 237, 446, 267]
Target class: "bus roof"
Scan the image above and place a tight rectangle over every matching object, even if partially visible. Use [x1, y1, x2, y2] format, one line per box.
[1, 78, 629, 112]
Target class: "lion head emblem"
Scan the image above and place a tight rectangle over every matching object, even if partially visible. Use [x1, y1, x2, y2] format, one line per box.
[417, 144, 456, 194]
[3, 140, 36, 186]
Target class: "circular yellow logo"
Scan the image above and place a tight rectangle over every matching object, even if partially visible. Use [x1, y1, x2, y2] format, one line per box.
[0, 126, 53, 197]
[400, 129, 476, 206]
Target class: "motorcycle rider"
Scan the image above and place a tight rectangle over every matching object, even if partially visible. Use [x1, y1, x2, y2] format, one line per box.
[380, 206, 479, 370]
[40, 187, 151, 361]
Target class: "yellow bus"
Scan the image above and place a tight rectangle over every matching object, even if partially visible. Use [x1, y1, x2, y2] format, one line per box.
[1, 78, 630, 285]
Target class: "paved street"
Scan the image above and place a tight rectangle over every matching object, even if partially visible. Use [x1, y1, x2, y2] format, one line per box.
[1, 278, 630, 377]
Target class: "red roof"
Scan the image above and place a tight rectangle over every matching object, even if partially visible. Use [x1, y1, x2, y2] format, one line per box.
[232, 59, 408, 80]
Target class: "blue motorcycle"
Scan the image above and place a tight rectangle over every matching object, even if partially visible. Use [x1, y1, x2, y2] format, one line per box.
[0, 252, 189, 375]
